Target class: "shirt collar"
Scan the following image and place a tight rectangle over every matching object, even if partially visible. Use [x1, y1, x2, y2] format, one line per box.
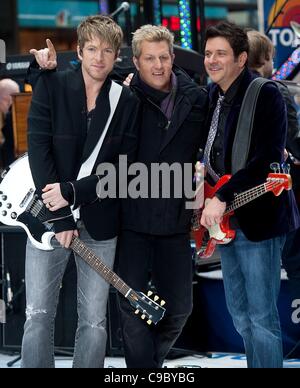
[219, 68, 246, 104]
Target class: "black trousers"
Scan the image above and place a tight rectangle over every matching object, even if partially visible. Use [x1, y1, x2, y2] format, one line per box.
[116, 230, 193, 368]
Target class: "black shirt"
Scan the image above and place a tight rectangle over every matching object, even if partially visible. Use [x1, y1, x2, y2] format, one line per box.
[211, 70, 245, 177]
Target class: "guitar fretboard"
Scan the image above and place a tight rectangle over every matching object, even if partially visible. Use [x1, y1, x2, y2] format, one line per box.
[192, 178, 284, 230]
[226, 179, 282, 214]
[70, 236, 131, 297]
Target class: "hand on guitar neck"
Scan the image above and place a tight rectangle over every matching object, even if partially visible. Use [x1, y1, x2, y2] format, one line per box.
[56, 230, 79, 249]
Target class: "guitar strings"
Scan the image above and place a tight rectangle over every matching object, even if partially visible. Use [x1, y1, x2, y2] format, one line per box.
[191, 179, 283, 229]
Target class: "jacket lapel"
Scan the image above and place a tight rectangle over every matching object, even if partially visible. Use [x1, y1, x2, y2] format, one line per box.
[66, 66, 87, 140]
[159, 95, 189, 153]
[80, 78, 112, 164]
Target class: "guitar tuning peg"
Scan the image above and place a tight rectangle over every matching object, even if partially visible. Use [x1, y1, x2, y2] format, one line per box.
[154, 296, 159, 302]
[282, 163, 291, 175]
[135, 309, 139, 315]
[160, 300, 166, 307]
[141, 314, 146, 320]
[147, 320, 152, 325]
[270, 162, 280, 173]
[147, 291, 153, 297]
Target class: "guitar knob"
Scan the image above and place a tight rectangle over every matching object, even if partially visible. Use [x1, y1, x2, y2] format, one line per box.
[2, 211, 7, 216]
[1, 195, 7, 201]
[11, 212, 17, 219]
[282, 163, 291, 175]
[6, 203, 12, 209]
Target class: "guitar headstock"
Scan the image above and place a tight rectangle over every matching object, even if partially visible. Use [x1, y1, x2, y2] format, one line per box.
[127, 290, 166, 325]
[267, 173, 292, 196]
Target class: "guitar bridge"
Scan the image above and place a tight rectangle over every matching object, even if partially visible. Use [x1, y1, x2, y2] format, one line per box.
[26, 195, 44, 218]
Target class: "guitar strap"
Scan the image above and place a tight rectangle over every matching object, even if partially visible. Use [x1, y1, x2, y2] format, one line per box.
[73, 80, 123, 220]
[231, 77, 278, 175]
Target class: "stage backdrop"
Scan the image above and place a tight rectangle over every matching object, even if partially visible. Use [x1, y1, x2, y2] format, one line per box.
[258, 0, 300, 69]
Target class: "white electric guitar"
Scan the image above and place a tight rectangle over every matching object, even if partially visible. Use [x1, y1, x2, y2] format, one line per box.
[0, 154, 166, 325]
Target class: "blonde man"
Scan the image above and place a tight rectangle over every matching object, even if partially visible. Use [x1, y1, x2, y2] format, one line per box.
[117, 25, 208, 368]
[21, 15, 140, 368]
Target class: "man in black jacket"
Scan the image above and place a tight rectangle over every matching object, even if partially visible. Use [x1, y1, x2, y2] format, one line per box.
[28, 25, 208, 368]
[117, 25, 208, 368]
[201, 21, 300, 368]
[21, 15, 140, 368]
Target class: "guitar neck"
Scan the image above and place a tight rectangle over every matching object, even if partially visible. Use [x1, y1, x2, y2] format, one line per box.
[70, 236, 131, 298]
[225, 182, 268, 214]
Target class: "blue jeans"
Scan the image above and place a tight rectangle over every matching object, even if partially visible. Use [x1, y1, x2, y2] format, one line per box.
[21, 223, 117, 368]
[219, 229, 286, 368]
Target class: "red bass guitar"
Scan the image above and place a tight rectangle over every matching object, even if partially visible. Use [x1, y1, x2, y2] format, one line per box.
[191, 172, 292, 258]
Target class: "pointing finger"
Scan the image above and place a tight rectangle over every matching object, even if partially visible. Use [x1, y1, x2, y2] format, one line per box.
[46, 39, 57, 58]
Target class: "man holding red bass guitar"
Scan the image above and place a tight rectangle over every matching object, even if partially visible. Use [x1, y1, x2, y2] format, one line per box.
[199, 22, 300, 368]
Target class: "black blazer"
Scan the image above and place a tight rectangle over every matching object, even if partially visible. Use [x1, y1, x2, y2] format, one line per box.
[208, 68, 300, 241]
[28, 66, 140, 240]
[122, 67, 209, 235]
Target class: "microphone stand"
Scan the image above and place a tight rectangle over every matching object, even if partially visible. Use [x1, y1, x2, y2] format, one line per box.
[124, 8, 133, 47]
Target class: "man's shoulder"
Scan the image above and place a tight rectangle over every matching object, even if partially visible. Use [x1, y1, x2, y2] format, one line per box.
[118, 83, 140, 106]
[259, 79, 282, 100]
[241, 73, 282, 103]
[39, 67, 76, 85]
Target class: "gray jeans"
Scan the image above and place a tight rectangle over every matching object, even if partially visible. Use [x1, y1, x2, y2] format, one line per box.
[21, 223, 117, 368]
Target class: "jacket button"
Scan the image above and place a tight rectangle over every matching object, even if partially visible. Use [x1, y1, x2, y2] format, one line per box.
[158, 122, 165, 128]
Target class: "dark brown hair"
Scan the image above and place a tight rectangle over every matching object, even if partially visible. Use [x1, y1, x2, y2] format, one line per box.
[205, 21, 249, 59]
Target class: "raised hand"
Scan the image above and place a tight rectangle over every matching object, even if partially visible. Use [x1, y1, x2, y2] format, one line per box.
[29, 39, 57, 70]
[123, 73, 134, 86]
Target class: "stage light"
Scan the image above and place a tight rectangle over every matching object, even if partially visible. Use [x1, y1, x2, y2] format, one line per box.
[272, 47, 300, 80]
[153, 0, 162, 26]
[99, 0, 109, 14]
[178, 0, 193, 50]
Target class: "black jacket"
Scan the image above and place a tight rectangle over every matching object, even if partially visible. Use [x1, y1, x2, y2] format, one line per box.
[208, 68, 300, 241]
[28, 66, 140, 240]
[122, 67, 208, 235]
